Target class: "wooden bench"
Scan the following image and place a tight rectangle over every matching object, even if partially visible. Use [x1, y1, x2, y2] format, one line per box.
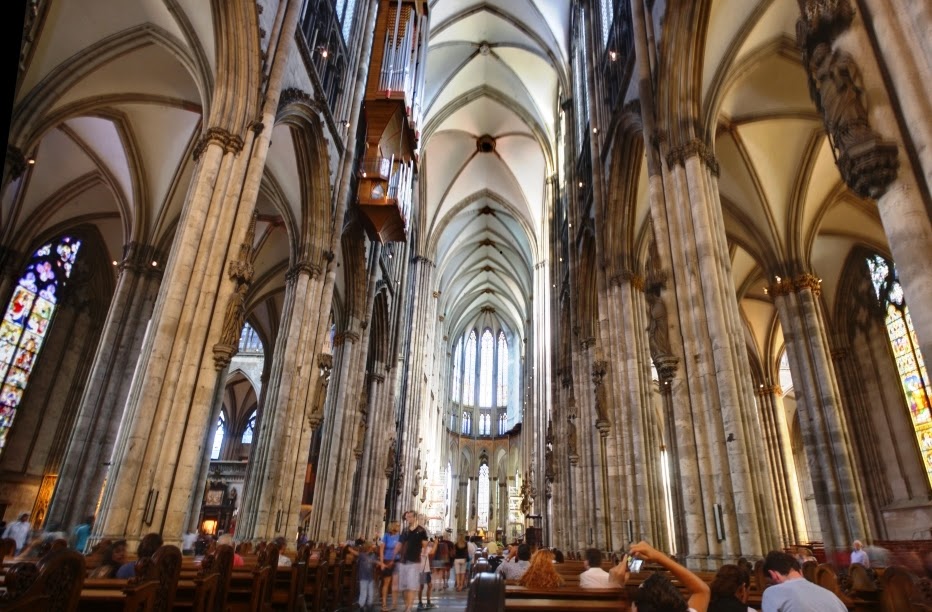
[0, 549, 85, 611]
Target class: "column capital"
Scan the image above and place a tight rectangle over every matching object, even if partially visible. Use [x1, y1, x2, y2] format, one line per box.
[755, 384, 782, 396]
[665, 138, 720, 176]
[287, 259, 321, 281]
[610, 270, 644, 290]
[768, 273, 823, 297]
[192, 127, 245, 160]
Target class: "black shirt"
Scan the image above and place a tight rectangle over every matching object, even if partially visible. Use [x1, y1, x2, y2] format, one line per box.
[399, 524, 428, 563]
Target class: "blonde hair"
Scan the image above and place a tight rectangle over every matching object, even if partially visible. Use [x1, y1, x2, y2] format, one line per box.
[519, 549, 564, 589]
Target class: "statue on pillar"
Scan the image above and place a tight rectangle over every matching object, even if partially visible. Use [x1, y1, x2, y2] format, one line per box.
[645, 284, 672, 360]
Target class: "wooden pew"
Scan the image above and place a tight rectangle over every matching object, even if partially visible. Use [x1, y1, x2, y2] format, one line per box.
[79, 579, 160, 612]
[0, 549, 85, 611]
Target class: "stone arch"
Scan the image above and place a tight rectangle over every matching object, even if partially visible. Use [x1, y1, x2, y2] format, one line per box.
[275, 98, 335, 266]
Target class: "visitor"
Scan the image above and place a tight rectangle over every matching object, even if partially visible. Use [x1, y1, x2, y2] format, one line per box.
[2, 513, 31, 554]
[453, 533, 469, 591]
[218, 533, 244, 566]
[356, 540, 378, 611]
[395, 510, 428, 612]
[708, 564, 753, 612]
[116, 532, 162, 578]
[761, 550, 846, 612]
[380, 521, 401, 611]
[622, 540, 710, 612]
[497, 543, 532, 581]
[579, 547, 623, 588]
[850, 540, 869, 568]
[518, 549, 564, 588]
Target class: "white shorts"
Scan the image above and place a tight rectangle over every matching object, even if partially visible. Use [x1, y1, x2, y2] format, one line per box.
[397, 561, 421, 591]
[454, 559, 467, 575]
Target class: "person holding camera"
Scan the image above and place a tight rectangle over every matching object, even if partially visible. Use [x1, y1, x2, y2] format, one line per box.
[619, 540, 710, 612]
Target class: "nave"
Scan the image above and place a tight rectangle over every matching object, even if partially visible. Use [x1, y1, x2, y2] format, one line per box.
[0, 0, 931, 581]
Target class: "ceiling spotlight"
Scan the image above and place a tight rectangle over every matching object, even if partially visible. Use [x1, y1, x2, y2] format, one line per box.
[26, 157, 36, 165]
[609, 50, 617, 61]
[592, 127, 598, 134]
[112, 260, 118, 266]
[388, 253, 393, 259]
[362, 171, 367, 177]
[578, 181, 584, 188]
[151, 261, 158, 267]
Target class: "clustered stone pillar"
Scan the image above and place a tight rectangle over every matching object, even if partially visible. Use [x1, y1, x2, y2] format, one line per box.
[770, 273, 870, 552]
[755, 384, 807, 547]
[45, 244, 162, 531]
[395, 255, 437, 520]
[599, 267, 666, 550]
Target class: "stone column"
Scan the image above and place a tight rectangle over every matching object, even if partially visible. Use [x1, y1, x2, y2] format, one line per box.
[755, 384, 806, 547]
[770, 274, 870, 552]
[601, 271, 662, 550]
[45, 244, 162, 530]
[395, 255, 436, 519]
[93, 0, 301, 549]
[355, 368, 390, 537]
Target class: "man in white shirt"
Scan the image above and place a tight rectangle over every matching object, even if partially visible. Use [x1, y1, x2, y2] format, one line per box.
[762, 550, 847, 612]
[3, 513, 31, 554]
[579, 548, 622, 588]
[850, 540, 869, 568]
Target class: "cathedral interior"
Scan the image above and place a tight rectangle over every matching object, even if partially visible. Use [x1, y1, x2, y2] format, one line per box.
[1, 0, 931, 567]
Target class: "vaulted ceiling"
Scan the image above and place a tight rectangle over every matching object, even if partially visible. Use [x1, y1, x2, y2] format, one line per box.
[422, 0, 570, 344]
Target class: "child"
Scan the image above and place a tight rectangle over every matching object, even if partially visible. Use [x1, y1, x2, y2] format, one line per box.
[357, 541, 378, 611]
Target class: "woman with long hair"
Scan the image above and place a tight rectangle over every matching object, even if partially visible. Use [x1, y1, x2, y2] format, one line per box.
[518, 549, 565, 589]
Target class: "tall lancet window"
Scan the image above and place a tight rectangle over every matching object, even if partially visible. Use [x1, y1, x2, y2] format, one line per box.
[463, 331, 477, 406]
[452, 338, 463, 403]
[477, 463, 490, 529]
[867, 254, 932, 486]
[479, 329, 494, 406]
[0, 236, 81, 453]
[211, 412, 226, 460]
[497, 331, 508, 406]
[462, 411, 471, 435]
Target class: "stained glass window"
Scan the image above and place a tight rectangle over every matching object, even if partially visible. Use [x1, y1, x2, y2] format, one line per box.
[462, 411, 471, 435]
[497, 331, 508, 406]
[241, 410, 257, 444]
[210, 412, 226, 460]
[479, 329, 494, 406]
[477, 463, 490, 529]
[452, 338, 462, 403]
[867, 254, 932, 486]
[0, 236, 81, 453]
[499, 412, 507, 435]
[463, 331, 477, 406]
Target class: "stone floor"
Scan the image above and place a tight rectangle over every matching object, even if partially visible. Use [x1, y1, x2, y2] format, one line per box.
[360, 582, 469, 611]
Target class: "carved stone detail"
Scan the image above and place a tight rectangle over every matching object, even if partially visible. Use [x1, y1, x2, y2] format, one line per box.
[665, 138, 720, 176]
[592, 360, 610, 429]
[213, 214, 257, 370]
[797, 2, 898, 198]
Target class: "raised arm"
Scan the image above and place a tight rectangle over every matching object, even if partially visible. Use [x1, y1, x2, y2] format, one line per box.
[629, 541, 710, 612]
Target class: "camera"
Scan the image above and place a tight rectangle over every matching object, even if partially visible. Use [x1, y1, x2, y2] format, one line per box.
[627, 556, 643, 572]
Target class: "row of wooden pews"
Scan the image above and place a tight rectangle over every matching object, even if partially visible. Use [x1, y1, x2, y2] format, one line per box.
[467, 557, 932, 612]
